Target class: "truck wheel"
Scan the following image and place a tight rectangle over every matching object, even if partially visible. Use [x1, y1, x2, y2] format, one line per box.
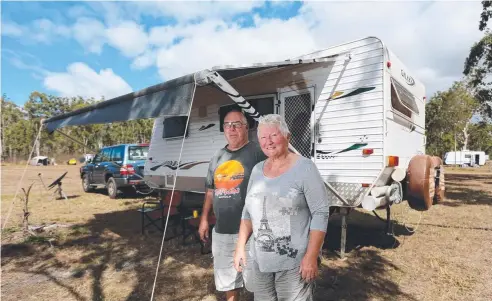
[106, 177, 118, 199]
[82, 174, 94, 192]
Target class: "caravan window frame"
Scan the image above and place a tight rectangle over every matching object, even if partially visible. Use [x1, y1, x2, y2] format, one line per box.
[390, 77, 419, 119]
[218, 93, 277, 132]
[162, 115, 190, 140]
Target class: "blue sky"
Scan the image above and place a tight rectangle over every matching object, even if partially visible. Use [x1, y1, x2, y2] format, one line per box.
[1, 1, 484, 106]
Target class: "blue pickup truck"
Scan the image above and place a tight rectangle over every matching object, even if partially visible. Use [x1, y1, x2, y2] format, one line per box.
[80, 143, 149, 198]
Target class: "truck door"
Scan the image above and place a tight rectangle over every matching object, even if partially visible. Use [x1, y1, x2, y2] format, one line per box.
[279, 88, 315, 158]
[94, 148, 112, 183]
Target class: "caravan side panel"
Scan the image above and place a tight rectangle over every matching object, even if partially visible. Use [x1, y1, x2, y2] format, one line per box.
[295, 37, 386, 206]
[144, 105, 227, 192]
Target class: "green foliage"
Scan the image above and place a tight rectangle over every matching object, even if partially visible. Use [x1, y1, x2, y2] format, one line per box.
[468, 121, 492, 154]
[1, 92, 154, 162]
[463, 1, 492, 118]
[425, 81, 479, 157]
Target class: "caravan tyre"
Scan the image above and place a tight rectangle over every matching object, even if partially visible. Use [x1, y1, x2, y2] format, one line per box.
[406, 155, 435, 210]
[107, 177, 118, 199]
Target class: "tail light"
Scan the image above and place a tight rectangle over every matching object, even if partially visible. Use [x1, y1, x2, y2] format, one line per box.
[387, 156, 399, 167]
[120, 164, 135, 175]
[362, 148, 374, 155]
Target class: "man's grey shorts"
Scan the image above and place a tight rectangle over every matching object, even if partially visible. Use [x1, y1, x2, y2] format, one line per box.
[211, 227, 253, 292]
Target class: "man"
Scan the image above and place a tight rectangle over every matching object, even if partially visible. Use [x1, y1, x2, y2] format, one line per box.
[198, 108, 267, 301]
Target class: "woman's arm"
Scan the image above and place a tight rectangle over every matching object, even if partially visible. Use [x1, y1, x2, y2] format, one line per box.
[234, 219, 253, 272]
[299, 160, 331, 281]
[299, 230, 325, 282]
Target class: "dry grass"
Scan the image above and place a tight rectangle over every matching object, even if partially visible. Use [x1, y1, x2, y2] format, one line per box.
[1, 165, 491, 301]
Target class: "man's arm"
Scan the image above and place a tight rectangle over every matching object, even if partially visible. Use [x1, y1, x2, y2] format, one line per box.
[198, 188, 214, 242]
[201, 188, 214, 219]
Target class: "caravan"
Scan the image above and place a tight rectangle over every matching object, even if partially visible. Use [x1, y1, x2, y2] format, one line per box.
[43, 36, 442, 256]
[142, 36, 427, 209]
[444, 150, 487, 166]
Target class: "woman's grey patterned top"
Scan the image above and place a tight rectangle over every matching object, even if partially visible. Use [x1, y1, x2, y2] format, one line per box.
[242, 156, 330, 273]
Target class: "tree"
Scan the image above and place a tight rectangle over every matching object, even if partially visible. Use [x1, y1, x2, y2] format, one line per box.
[468, 121, 492, 155]
[425, 81, 479, 157]
[463, 1, 492, 118]
[2, 92, 155, 163]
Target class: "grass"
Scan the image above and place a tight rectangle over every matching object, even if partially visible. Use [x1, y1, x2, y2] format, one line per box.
[1, 165, 491, 301]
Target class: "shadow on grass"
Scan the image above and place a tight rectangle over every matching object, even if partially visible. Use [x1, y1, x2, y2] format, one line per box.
[440, 173, 492, 207]
[315, 249, 417, 301]
[2, 205, 415, 301]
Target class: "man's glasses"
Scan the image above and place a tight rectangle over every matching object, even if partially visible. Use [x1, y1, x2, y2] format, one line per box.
[223, 121, 245, 129]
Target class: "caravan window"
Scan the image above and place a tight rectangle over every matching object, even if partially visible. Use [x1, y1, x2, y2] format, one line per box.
[163, 116, 189, 139]
[219, 96, 275, 132]
[390, 77, 419, 118]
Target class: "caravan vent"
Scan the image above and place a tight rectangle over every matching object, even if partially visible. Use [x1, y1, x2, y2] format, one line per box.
[284, 93, 312, 158]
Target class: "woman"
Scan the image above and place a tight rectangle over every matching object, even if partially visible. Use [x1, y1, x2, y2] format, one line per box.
[234, 114, 330, 300]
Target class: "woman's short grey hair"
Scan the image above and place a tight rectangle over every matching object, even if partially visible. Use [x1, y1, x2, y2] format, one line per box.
[258, 114, 291, 137]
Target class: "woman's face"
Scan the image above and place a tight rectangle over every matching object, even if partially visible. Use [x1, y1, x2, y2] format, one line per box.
[258, 124, 290, 158]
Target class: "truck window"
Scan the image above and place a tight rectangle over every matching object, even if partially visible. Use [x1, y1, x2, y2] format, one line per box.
[111, 146, 124, 162]
[102, 148, 112, 162]
[128, 145, 149, 160]
[93, 150, 104, 163]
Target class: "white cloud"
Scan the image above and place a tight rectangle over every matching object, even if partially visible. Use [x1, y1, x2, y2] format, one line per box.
[131, 49, 157, 70]
[1, 21, 25, 37]
[130, 1, 264, 22]
[72, 18, 107, 54]
[155, 16, 318, 80]
[1, 19, 70, 44]
[106, 21, 149, 57]
[43, 63, 133, 100]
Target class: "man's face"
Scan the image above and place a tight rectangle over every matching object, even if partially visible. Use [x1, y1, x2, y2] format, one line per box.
[223, 111, 248, 148]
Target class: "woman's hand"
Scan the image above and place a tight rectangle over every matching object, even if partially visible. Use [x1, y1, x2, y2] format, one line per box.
[299, 254, 319, 283]
[233, 247, 247, 272]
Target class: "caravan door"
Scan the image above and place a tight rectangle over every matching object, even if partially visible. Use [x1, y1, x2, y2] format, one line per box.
[279, 88, 315, 158]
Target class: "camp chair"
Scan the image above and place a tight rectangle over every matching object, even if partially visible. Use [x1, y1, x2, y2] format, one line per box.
[138, 191, 183, 239]
[182, 209, 216, 254]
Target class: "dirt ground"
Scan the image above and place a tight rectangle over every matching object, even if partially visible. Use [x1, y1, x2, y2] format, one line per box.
[1, 164, 491, 301]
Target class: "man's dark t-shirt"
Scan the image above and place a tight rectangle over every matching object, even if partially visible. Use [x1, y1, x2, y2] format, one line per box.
[205, 141, 267, 234]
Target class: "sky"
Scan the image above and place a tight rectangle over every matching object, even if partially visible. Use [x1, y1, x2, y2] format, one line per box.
[0, 0, 485, 106]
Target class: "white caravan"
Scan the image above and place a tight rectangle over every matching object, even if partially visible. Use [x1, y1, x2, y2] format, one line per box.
[43, 36, 440, 257]
[444, 150, 487, 166]
[143, 36, 426, 209]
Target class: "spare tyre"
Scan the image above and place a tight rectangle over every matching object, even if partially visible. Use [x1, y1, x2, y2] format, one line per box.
[406, 155, 435, 210]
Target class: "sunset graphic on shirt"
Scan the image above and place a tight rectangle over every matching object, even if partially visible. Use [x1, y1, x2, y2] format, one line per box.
[214, 160, 245, 190]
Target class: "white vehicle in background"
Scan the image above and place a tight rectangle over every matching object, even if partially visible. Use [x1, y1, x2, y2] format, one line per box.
[444, 150, 487, 166]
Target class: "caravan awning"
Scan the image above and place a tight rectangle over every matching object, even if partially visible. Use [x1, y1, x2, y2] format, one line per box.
[43, 56, 342, 132]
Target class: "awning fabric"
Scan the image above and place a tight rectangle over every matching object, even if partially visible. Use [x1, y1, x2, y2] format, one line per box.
[42, 57, 339, 133]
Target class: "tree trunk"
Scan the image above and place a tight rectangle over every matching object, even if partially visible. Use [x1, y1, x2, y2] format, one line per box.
[35, 124, 41, 157]
[462, 121, 470, 151]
